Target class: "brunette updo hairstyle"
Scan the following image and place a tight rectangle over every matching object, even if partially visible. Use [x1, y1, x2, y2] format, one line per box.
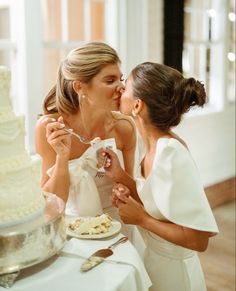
[43, 42, 121, 114]
[131, 62, 207, 132]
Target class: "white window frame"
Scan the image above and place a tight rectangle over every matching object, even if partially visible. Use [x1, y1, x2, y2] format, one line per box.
[0, 0, 43, 153]
[183, 0, 234, 116]
[0, 0, 150, 153]
[4, 0, 233, 148]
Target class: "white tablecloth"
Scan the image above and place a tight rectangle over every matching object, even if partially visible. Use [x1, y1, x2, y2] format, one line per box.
[0, 234, 151, 291]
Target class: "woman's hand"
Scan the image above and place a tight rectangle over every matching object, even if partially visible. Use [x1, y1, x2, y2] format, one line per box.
[43, 116, 72, 157]
[96, 147, 123, 180]
[111, 183, 131, 207]
[116, 195, 148, 226]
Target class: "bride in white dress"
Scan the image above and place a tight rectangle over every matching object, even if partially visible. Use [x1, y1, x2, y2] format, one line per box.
[102, 62, 219, 291]
[35, 42, 136, 236]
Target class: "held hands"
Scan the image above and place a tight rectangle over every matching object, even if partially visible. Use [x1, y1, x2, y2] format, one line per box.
[111, 183, 131, 206]
[43, 116, 72, 157]
[112, 183, 147, 226]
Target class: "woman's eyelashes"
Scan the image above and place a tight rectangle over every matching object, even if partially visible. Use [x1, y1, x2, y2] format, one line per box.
[105, 76, 124, 85]
[106, 79, 115, 84]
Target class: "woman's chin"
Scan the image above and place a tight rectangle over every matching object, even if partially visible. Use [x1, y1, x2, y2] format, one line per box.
[111, 103, 120, 111]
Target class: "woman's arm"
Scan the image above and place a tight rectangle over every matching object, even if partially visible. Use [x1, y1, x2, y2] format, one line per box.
[116, 196, 211, 252]
[116, 116, 136, 176]
[100, 147, 142, 203]
[35, 116, 71, 202]
[140, 212, 210, 252]
[105, 116, 142, 202]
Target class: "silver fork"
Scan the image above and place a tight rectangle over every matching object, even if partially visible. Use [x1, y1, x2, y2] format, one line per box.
[95, 144, 113, 178]
[95, 155, 108, 178]
[64, 127, 109, 178]
[63, 128, 92, 144]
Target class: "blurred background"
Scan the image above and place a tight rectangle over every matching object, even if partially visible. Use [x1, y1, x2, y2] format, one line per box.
[0, 1, 235, 290]
[0, 0, 235, 190]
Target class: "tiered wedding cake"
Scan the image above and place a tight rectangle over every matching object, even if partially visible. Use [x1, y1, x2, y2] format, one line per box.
[0, 66, 45, 227]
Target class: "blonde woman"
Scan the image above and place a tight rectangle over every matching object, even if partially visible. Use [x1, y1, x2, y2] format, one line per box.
[35, 42, 136, 234]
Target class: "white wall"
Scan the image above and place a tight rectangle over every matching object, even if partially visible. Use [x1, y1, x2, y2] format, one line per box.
[124, 0, 235, 188]
[175, 106, 235, 187]
[11, 0, 235, 188]
[147, 0, 163, 63]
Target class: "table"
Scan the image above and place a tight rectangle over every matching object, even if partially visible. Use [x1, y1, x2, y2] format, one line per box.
[0, 234, 151, 291]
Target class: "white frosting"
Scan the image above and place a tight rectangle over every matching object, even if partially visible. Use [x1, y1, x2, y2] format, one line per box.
[0, 115, 26, 160]
[0, 66, 11, 110]
[0, 67, 45, 226]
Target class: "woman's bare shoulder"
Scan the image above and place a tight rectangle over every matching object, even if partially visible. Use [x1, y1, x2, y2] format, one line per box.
[111, 111, 136, 150]
[111, 111, 135, 132]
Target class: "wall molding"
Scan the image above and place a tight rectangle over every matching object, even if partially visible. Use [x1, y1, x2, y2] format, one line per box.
[205, 177, 236, 208]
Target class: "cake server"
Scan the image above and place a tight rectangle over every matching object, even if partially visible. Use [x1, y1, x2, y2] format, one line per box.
[80, 236, 128, 272]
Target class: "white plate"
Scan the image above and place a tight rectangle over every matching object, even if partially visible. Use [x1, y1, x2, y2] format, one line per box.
[66, 218, 121, 239]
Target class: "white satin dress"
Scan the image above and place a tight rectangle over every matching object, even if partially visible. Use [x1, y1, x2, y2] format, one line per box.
[47, 138, 132, 236]
[135, 138, 219, 291]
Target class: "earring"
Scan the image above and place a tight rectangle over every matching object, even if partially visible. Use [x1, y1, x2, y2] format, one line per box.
[131, 109, 136, 118]
[79, 95, 86, 102]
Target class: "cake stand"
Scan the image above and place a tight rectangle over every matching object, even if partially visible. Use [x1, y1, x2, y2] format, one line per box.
[0, 193, 66, 288]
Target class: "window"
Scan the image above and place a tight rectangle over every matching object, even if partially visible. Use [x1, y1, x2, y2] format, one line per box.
[0, 0, 114, 152]
[183, 0, 234, 109]
[41, 0, 106, 95]
[226, 0, 235, 102]
[0, 1, 17, 107]
[0, 2, 12, 67]
[1, 0, 232, 151]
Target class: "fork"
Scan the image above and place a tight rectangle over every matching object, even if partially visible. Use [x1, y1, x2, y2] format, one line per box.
[95, 156, 108, 178]
[95, 144, 113, 178]
[63, 128, 92, 144]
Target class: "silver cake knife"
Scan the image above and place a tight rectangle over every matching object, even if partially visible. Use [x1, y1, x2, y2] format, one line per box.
[80, 236, 128, 272]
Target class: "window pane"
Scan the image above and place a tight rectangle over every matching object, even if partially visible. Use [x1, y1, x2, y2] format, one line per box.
[227, 0, 235, 102]
[42, 0, 105, 43]
[41, 0, 62, 42]
[68, 0, 84, 41]
[184, 0, 222, 42]
[0, 50, 10, 66]
[183, 44, 210, 94]
[227, 59, 235, 102]
[91, 0, 104, 40]
[0, 7, 10, 38]
[42, 0, 106, 98]
[183, 0, 226, 106]
[43, 49, 61, 98]
[43, 49, 71, 97]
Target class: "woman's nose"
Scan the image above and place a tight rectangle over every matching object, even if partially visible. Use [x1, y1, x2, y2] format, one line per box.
[117, 82, 125, 92]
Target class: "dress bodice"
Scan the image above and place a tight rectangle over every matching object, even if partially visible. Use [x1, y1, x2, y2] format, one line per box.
[66, 147, 124, 217]
[47, 138, 124, 219]
[134, 138, 219, 291]
[135, 138, 218, 234]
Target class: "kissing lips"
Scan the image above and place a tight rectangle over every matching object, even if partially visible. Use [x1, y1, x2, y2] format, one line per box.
[113, 96, 121, 109]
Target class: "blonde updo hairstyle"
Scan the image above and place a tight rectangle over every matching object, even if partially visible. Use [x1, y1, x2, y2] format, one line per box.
[43, 42, 121, 114]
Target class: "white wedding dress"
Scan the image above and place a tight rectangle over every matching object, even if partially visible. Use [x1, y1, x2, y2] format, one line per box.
[47, 138, 131, 236]
[135, 138, 219, 291]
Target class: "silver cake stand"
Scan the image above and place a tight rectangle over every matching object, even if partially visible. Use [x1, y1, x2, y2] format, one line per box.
[0, 193, 67, 288]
